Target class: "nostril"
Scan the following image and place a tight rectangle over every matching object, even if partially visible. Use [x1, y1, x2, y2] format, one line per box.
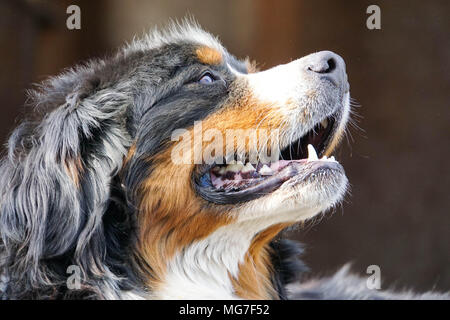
[326, 58, 336, 73]
[307, 57, 337, 74]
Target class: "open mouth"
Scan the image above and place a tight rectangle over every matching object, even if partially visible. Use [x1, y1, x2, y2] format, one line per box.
[194, 114, 344, 204]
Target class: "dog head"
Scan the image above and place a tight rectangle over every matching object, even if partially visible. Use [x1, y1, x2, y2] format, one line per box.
[0, 21, 350, 299]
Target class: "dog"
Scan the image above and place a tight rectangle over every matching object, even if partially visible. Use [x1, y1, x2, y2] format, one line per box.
[0, 21, 447, 300]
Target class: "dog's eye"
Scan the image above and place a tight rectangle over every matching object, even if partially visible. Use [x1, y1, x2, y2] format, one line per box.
[198, 73, 215, 84]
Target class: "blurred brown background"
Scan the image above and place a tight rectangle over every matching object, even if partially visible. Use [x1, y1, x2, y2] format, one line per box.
[1, 0, 449, 292]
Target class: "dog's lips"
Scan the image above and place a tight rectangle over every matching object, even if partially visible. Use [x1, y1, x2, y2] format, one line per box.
[194, 145, 343, 205]
[195, 155, 343, 205]
[209, 145, 339, 192]
[212, 160, 306, 199]
[194, 112, 345, 204]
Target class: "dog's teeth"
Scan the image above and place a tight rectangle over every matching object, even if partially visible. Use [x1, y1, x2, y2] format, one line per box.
[259, 164, 273, 175]
[321, 119, 328, 129]
[226, 162, 244, 172]
[329, 156, 336, 162]
[218, 167, 227, 175]
[321, 155, 328, 160]
[307, 144, 318, 161]
[241, 162, 256, 173]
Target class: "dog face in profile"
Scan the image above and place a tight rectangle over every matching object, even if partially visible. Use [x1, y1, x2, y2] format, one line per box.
[0, 22, 350, 299]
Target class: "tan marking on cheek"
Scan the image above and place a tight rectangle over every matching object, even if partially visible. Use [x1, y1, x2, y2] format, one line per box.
[197, 87, 287, 157]
[166, 83, 288, 164]
[196, 46, 223, 65]
[231, 223, 292, 299]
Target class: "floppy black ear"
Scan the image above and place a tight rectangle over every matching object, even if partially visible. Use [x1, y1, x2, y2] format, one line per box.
[0, 69, 132, 298]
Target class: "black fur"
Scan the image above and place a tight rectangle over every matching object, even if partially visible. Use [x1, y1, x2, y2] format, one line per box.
[269, 239, 308, 300]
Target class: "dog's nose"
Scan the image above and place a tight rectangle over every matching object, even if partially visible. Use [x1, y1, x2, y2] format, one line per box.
[303, 51, 347, 86]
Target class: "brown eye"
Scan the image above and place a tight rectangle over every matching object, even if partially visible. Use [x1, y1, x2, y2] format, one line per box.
[198, 73, 214, 84]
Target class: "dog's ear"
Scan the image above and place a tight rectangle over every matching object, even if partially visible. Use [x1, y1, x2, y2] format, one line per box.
[0, 70, 132, 297]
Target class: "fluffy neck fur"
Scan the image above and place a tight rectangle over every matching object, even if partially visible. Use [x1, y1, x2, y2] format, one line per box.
[149, 219, 304, 300]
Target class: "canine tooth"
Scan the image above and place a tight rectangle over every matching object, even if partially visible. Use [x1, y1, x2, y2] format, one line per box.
[259, 164, 273, 175]
[307, 144, 318, 161]
[321, 119, 328, 129]
[241, 162, 256, 173]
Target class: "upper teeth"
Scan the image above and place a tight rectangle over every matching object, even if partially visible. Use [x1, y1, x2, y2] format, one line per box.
[321, 119, 328, 129]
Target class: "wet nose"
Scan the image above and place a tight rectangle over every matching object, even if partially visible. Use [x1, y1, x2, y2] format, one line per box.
[303, 51, 346, 85]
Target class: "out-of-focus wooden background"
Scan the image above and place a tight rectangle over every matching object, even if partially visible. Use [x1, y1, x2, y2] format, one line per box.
[1, 0, 449, 292]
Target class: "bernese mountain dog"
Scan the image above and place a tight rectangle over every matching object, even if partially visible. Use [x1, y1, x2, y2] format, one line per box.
[0, 21, 447, 300]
